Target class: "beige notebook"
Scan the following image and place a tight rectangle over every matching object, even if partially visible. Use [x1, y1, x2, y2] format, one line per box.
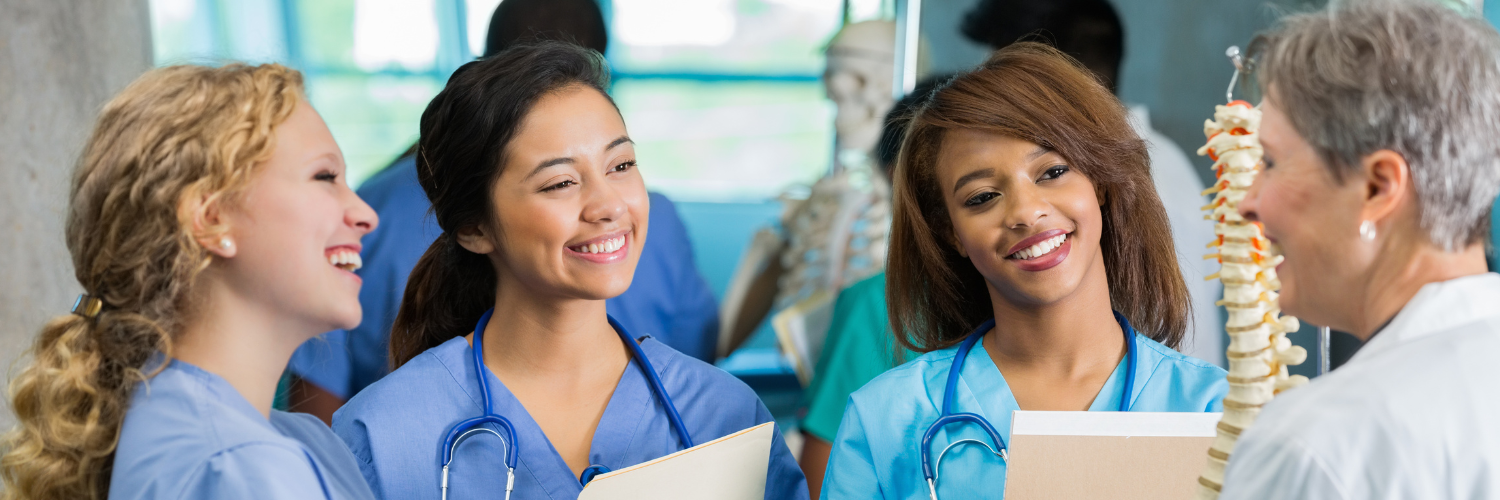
[1003, 411, 1219, 500]
[577, 422, 774, 500]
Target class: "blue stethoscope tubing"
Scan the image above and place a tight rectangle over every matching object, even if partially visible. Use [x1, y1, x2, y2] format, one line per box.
[919, 316, 1137, 499]
[438, 308, 695, 500]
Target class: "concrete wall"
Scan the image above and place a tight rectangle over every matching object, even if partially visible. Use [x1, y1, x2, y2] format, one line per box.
[0, 0, 153, 429]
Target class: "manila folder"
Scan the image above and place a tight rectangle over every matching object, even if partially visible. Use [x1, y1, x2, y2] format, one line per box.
[1003, 411, 1220, 500]
[577, 421, 774, 500]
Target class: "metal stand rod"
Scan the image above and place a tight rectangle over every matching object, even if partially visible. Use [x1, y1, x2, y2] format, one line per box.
[892, 0, 922, 98]
[1318, 326, 1331, 376]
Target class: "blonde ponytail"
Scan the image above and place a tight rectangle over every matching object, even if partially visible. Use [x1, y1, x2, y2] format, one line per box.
[1, 63, 302, 500]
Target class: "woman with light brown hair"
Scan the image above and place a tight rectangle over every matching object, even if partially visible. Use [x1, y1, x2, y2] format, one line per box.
[1, 63, 377, 500]
[820, 43, 1227, 499]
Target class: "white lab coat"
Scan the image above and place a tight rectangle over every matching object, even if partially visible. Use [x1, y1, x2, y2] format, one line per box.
[1220, 273, 1500, 499]
[1129, 105, 1224, 367]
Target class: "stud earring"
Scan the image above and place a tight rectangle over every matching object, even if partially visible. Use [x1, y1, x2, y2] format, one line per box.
[1359, 220, 1376, 242]
[219, 237, 234, 251]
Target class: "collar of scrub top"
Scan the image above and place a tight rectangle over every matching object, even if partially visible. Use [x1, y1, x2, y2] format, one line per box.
[919, 311, 1139, 500]
[439, 308, 697, 500]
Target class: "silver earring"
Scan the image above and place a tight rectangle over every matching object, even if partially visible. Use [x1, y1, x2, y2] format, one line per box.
[1359, 220, 1376, 242]
[219, 237, 234, 250]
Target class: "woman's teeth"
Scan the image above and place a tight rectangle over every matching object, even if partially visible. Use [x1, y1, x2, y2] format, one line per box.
[1009, 234, 1067, 260]
[328, 250, 362, 272]
[572, 236, 625, 254]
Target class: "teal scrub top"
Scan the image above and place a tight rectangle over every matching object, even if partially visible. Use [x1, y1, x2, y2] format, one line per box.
[801, 272, 911, 443]
[821, 322, 1228, 499]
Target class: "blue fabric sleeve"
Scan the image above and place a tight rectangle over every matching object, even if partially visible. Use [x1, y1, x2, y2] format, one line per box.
[821, 397, 883, 500]
[1206, 376, 1228, 412]
[179, 444, 330, 500]
[756, 404, 812, 500]
[330, 413, 384, 500]
[648, 193, 720, 361]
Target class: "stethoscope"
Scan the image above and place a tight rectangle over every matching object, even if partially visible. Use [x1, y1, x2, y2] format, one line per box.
[920, 312, 1138, 500]
[438, 308, 696, 500]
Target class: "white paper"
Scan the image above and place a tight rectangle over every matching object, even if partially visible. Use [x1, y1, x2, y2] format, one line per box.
[1010, 411, 1222, 437]
[577, 422, 774, 500]
[772, 290, 835, 385]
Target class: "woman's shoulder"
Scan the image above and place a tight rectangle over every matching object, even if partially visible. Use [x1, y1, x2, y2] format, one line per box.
[271, 411, 377, 500]
[639, 337, 758, 402]
[112, 365, 321, 497]
[270, 411, 346, 453]
[846, 344, 959, 407]
[337, 337, 471, 423]
[1137, 334, 1227, 378]
[1133, 334, 1229, 410]
[120, 362, 307, 453]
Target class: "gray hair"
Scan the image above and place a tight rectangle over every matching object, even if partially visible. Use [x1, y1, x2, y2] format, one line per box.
[1255, 0, 1500, 251]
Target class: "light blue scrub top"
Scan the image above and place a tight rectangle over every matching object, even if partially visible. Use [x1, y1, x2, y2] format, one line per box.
[111, 359, 375, 500]
[822, 320, 1228, 499]
[290, 156, 720, 400]
[333, 331, 810, 500]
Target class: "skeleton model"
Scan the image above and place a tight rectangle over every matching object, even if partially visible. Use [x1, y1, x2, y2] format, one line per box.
[716, 21, 896, 366]
[1192, 100, 1310, 499]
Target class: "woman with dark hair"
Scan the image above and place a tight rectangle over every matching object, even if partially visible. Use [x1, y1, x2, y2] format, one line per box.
[819, 43, 1226, 499]
[330, 42, 806, 500]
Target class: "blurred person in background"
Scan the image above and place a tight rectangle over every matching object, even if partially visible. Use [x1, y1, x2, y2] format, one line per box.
[964, 0, 1224, 366]
[1220, 2, 1500, 498]
[286, 0, 719, 423]
[796, 76, 942, 498]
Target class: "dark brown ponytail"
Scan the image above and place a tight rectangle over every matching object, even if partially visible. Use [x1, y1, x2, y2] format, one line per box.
[389, 41, 613, 368]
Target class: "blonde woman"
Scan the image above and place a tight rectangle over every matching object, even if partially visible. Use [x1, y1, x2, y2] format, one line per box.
[1, 64, 378, 500]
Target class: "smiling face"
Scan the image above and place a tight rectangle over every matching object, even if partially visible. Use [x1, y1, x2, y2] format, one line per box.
[1238, 94, 1368, 325]
[936, 129, 1108, 308]
[458, 85, 648, 301]
[214, 100, 378, 332]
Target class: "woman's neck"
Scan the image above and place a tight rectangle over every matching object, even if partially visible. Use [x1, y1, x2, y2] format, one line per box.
[985, 255, 1123, 369]
[477, 284, 629, 385]
[174, 278, 314, 418]
[1352, 238, 1488, 340]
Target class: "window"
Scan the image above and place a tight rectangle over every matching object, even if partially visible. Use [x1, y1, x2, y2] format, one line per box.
[149, 0, 853, 200]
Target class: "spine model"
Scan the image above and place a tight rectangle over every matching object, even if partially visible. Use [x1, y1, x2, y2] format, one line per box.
[1193, 101, 1309, 499]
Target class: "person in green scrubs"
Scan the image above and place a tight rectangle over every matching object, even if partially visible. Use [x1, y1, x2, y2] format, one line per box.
[797, 76, 941, 495]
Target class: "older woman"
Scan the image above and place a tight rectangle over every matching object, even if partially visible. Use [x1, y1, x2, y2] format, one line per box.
[1219, 2, 1500, 499]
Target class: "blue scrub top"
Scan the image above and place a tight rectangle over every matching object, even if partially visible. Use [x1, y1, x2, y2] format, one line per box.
[289, 156, 720, 399]
[821, 319, 1228, 499]
[111, 359, 375, 500]
[332, 329, 809, 500]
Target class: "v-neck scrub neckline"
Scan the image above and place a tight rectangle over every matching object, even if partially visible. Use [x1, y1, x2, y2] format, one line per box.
[821, 323, 1227, 500]
[334, 333, 809, 499]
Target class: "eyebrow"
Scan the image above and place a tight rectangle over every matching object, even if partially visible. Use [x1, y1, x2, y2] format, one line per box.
[949, 146, 1055, 195]
[524, 136, 635, 180]
[1024, 145, 1052, 162]
[605, 135, 633, 151]
[952, 168, 995, 195]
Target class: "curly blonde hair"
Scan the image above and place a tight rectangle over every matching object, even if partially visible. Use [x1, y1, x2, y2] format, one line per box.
[1, 63, 303, 500]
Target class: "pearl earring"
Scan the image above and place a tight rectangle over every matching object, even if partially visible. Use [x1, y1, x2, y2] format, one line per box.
[219, 237, 234, 251]
[1359, 220, 1376, 242]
